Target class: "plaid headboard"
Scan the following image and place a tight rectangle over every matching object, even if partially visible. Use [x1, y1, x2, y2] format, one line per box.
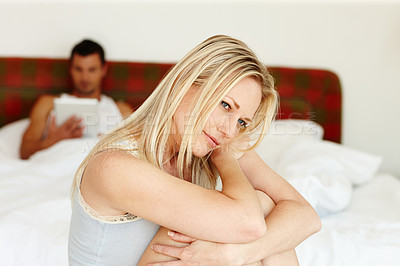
[0, 57, 341, 143]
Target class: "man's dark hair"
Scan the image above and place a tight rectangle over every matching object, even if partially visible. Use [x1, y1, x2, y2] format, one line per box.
[70, 39, 106, 64]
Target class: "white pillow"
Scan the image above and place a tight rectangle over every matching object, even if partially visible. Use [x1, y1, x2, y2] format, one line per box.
[268, 119, 324, 139]
[275, 140, 382, 216]
[256, 119, 324, 170]
[255, 119, 382, 216]
[0, 119, 29, 159]
[278, 141, 383, 186]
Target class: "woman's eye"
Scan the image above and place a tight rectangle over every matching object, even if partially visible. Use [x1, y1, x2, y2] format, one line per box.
[238, 119, 248, 128]
[221, 101, 231, 110]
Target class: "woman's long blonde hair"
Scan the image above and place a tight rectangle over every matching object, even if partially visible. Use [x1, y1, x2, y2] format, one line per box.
[71, 35, 277, 198]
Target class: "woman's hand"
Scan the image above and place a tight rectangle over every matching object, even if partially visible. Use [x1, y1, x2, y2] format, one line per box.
[210, 144, 237, 166]
[211, 137, 249, 165]
[149, 231, 242, 266]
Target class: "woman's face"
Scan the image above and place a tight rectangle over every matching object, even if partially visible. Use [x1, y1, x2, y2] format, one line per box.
[173, 77, 262, 158]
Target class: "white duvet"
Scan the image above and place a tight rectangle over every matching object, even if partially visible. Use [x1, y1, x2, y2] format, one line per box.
[0, 119, 399, 266]
[0, 137, 97, 266]
[296, 173, 400, 266]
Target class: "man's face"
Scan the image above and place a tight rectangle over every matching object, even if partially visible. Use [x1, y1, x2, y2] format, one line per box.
[70, 53, 107, 96]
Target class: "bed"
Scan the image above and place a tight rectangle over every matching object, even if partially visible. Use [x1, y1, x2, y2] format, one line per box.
[0, 58, 399, 265]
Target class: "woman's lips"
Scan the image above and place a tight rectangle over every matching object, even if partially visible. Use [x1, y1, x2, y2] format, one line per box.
[203, 131, 220, 148]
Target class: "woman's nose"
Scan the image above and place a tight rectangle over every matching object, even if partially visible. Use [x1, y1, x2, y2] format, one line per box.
[217, 116, 238, 139]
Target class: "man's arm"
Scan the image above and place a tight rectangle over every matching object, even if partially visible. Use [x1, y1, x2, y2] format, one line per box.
[20, 95, 83, 159]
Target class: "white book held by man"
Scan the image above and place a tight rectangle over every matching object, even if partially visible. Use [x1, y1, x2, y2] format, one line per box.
[54, 97, 99, 137]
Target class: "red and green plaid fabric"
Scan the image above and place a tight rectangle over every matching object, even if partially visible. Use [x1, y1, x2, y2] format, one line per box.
[270, 67, 342, 143]
[0, 57, 341, 143]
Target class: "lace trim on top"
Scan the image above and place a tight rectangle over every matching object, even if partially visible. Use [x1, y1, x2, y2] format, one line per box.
[78, 191, 141, 224]
[77, 139, 142, 224]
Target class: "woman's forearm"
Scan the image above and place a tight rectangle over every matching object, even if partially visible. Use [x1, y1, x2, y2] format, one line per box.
[212, 153, 266, 241]
[218, 160, 264, 213]
[232, 200, 321, 264]
[232, 150, 321, 262]
[138, 227, 184, 265]
[146, 191, 320, 265]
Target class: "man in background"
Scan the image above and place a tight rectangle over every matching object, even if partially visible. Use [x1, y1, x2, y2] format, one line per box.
[20, 39, 132, 159]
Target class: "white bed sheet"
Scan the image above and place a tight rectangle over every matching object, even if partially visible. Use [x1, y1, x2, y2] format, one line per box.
[296, 173, 400, 266]
[0, 138, 96, 266]
[0, 119, 399, 266]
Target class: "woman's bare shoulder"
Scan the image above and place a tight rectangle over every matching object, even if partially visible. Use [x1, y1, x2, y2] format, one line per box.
[83, 148, 168, 191]
[80, 149, 150, 215]
[85, 149, 146, 180]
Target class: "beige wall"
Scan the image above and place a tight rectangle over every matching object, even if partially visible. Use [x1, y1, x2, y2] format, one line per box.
[1, 0, 399, 175]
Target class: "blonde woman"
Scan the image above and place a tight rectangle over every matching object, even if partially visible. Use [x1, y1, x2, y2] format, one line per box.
[68, 35, 321, 265]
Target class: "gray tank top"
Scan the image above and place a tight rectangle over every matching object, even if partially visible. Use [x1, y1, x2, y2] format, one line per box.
[68, 189, 160, 265]
[68, 142, 160, 265]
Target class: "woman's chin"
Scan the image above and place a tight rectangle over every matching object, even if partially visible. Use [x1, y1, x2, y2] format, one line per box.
[191, 145, 212, 158]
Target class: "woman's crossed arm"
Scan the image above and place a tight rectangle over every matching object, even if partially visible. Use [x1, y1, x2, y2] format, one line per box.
[138, 150, 321, 265]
